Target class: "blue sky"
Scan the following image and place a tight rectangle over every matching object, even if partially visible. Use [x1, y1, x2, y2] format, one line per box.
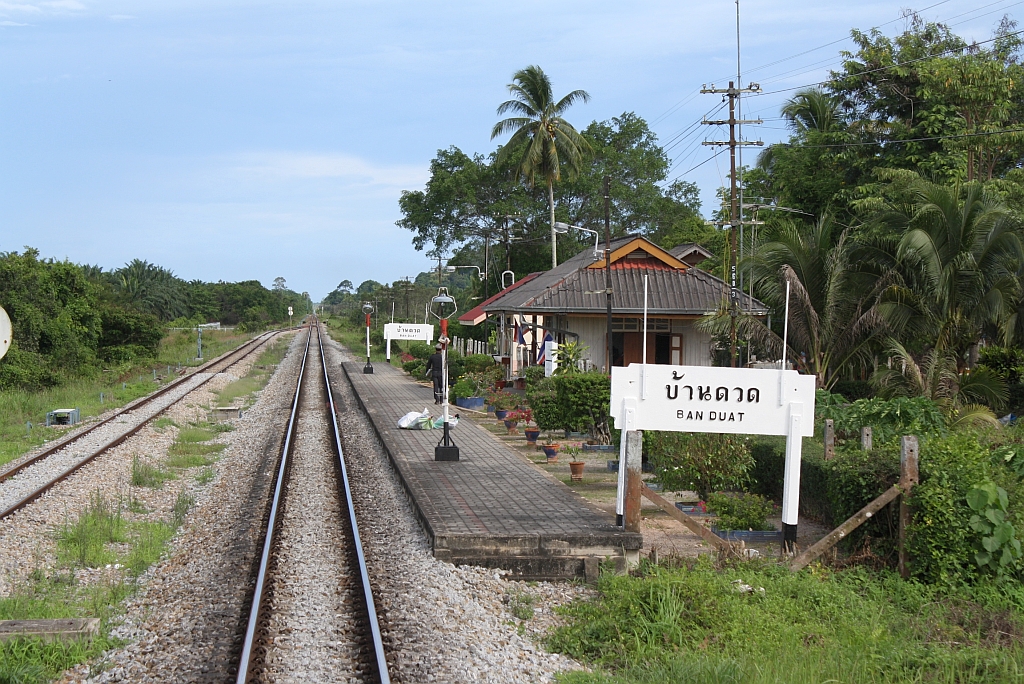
[0, 0, 1010, 300]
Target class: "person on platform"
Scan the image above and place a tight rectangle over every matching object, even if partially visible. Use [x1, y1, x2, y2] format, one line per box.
[424, 343, 444, 404]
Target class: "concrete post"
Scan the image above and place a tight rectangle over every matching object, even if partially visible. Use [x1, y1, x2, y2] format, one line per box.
[899, 435, 919, 579]
[861, 426, 873, 451]
[624, 430, 643, 534]
[824, 419, 835, 461]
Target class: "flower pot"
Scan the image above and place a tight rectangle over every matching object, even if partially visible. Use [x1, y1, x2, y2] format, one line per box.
[524, 428, 540, 444]
[569, 461, 585, 482]
[503, 419, 519, 433]
[542, 444, 560, 461]
[455, 396, 485, 410]
[494, 409, 509, 420]
[495, 380, 507, 390]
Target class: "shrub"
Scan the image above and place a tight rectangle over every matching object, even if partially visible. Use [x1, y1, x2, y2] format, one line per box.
[523, 365, 546, 389]
[408, 341, 433, 360]
[647, 432, 753, 500]
[556, 372, 611, 436]
[450, 379, 476, 400]
[464, 354, 496, 373]
[707, 491, 775, 531]
[526, 378, 562, 431]
[817, 396, 947, 444]
[402, 359, 425, 376]
[487, 390, 519, 411]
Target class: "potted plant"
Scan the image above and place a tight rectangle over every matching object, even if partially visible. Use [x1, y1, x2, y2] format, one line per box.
[523, 407, 540, 445]
[565, 444, 585, 482]
[490, 391, 518, 420]
[541, 436, 560, 462]
[504, 408, 532, 435]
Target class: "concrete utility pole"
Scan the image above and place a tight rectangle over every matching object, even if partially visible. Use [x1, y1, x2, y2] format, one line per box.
[701, 81, 762, 367]
[604, 175, 613, 373]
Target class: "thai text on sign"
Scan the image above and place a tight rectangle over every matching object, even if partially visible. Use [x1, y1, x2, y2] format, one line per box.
[383, 323, 434, 342]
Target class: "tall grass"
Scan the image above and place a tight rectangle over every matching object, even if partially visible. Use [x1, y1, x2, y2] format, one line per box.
[549, 557, 1024, 684]
[214, 335, 290, 407]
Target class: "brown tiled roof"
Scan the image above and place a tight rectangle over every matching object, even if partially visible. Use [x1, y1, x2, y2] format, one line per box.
[481, 236, 767, 316]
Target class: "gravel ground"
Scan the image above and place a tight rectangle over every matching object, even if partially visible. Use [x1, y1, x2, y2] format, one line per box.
[261, 329, 368, 683]
[58, 331, 304, 683]
[0, 373, 211, 515]
[324, 334, 589, 683]
[0, 335, 285, 599]
[54, 327, 593, 683]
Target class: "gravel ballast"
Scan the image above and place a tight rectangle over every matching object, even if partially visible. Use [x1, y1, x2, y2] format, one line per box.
[56, 327, 591, 683]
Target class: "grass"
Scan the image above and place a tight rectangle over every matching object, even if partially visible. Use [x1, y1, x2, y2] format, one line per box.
[214, 336, 290, 407]
[151, 417, 177, 431]
[130, 456, 175, 489]
[195, 467, 215, 485]
[0, 480, 205, 682]
[321, 317, 401, 366]
[549, 557, 1024, 684]
[0, 328, 254, 470]
[506, 588, 537, 621]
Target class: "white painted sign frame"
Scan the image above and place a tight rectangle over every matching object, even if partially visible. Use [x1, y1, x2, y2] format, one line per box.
[610, 363, 816, 547]
[384, 323, 434, 360]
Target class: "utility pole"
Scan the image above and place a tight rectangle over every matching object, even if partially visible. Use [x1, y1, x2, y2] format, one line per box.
[701, 80, 762, 367]
[604, 175, 613, 373]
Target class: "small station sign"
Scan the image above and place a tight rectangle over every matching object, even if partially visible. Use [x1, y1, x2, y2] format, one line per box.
[383, 323, 434, 360]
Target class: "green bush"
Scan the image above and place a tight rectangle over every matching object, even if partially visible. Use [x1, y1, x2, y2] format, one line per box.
[402, 359, 425, 376]
[464, 354, 495, 373]
[450, 379, 476, 400]
[526, 378, 562, 431]
[648, 432, 753, 500]
[707, 491, 775, 531]
[831, 379, 874, 401]
[555, 371, 611, 434]
[523, 365, 546, 389]
[408, 341, 433, 360]
[818, 396, 947, 444]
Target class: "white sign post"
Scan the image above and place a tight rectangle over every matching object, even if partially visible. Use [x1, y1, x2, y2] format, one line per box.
[610, 364, 815, 551]
[0, 305, 10, 362]
[383, 323, 434, 361]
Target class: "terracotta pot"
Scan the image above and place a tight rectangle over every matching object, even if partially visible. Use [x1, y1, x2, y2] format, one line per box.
[569, 461, 585, 482]
[503, 419, 519, 434]
[542, 444, 560, 461]
[524, 428, 540, 444]
[495, 380, 507, 389]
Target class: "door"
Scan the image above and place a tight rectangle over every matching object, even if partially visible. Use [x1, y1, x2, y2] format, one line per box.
[670, 334, 682, 365]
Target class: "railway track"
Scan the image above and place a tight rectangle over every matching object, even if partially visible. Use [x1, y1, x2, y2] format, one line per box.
[0, 328, 288, 520]
[237, 320, 390, 683]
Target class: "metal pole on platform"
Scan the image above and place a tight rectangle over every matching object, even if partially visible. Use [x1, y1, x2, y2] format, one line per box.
[362, 303, 374, 374]
[431, 289, 459, 461]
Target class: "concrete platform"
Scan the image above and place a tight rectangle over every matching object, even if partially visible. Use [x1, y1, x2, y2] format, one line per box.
[340, 362, 642, 580]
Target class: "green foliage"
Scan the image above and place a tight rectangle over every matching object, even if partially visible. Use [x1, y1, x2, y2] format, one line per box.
[647, 432, 753, 501]
[463, 354, 495, 373]
[131, 456, 175, 489]
[548, 560, 1024, 683]
[407, 341, 433, 360]
[56, 491, 125, 568]
[553, 340, 587, 375]
[817, 396, 947, 444]
[450, 379, 476, 401]
[907, 433, 1006, 584]
[487, 390, 519, 411]
[706, 492, 775, 531]
[525, 378, 561, 431]
[505, 588, 537, 621]
[967, 481, 1022, 576]
[402, 359, 426, 376]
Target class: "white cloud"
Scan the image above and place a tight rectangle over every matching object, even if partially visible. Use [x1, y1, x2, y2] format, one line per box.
[40, 0, 84, 9]
[0, 19, 27, 24]
[0, 1, 42, 13]
[108, 13, 134, 20]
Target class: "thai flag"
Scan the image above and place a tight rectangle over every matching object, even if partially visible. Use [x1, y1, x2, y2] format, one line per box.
[515, 318, 526, 346]
[536, 332, 553, 364]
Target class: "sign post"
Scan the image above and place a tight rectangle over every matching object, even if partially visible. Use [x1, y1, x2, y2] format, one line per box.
[0, 306, 10, 362]
[611, 364, 815, 552]
[383, 323, 434, 361]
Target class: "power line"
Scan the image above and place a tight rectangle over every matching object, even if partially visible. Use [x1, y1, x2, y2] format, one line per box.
[773, 126, 1024, 149]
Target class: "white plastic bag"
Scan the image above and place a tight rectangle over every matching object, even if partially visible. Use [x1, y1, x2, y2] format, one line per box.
[432, 415, 458, 429]
[398, 408, 433, 430]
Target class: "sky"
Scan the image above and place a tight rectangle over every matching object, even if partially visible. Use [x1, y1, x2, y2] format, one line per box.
[0, 0, 1013, 300]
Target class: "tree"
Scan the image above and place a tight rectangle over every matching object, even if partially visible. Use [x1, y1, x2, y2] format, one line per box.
[273, 276, 287, 291]
[702, 216, 890, 387]
[491, 65, 591, 268]
[876, 180, 1023, 358]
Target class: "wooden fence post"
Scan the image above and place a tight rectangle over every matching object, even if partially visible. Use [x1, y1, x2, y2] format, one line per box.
[624, 430, 643, 534]
[824, 419, 835, 461]
[898, 435, 919, 579]
[861, 426, 873, 451]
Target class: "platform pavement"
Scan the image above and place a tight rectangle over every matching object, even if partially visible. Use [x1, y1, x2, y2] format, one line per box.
[339, 361, 643, 580]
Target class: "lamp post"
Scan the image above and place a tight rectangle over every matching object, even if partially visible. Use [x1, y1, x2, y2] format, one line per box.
[197, 326, 203, 361]
[445, 264, 486, 281]
[430, 288, 459, 461]
[362, 302, 374, 374]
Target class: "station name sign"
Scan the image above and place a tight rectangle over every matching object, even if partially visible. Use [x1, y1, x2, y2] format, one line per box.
[383, 323, 434, 342]
[610, 364, 816, 436]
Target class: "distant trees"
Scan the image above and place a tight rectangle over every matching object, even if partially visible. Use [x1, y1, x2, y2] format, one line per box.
[0, 248, 306, 389]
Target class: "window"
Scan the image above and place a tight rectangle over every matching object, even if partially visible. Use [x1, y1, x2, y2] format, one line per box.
[612, 317, 639, 332]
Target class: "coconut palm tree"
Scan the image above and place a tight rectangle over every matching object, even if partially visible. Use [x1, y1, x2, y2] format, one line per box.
[700, 215, 891, 388]
[491, 65, 591, 268]
[878, 180, 1023, 360]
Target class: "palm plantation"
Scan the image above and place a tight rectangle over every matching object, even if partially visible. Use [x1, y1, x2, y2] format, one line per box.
[491, 65, 591, 268]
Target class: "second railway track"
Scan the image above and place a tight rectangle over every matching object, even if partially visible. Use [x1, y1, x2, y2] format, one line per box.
[237, 320, 390, 683]
[0, 328, 289, 519]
